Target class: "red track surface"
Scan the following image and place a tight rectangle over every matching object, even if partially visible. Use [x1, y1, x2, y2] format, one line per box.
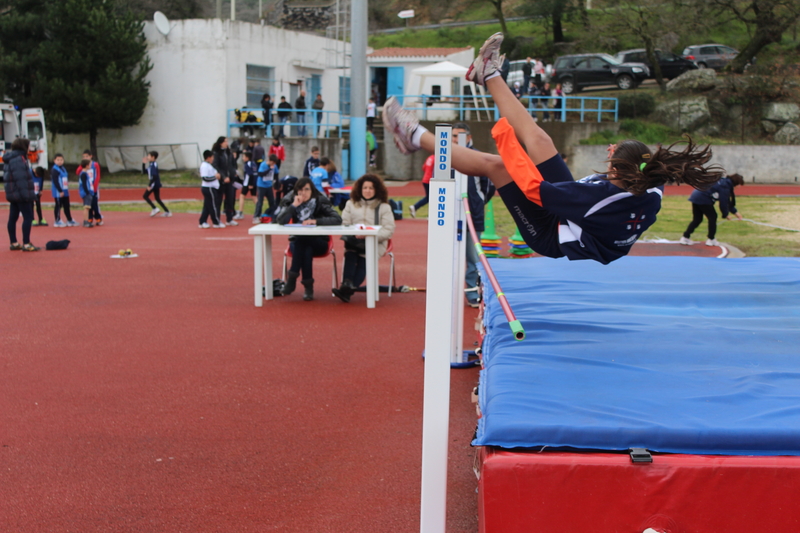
[0, 212, 724, 532]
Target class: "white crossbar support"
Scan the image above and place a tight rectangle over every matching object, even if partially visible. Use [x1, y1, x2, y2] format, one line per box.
[452, 131, 469, 364]
[420, 125, 459, 533]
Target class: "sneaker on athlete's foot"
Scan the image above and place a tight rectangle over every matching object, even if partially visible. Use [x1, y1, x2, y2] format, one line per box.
[705, 238, 719, 247]
[213, 223, 225, 228]
[252, 217, 260, 225]
[83, 220, 93, 228]
[466, 32, 505, 86]
[199, 222, 210, 229]
[162, 211, 172, 217]
[679, 236, 691, 245]
[39, 219, 48, 226]
[54, 220, 66, 228]
[227, 219, 239, 226]
[382, 96, 420, 155]
[150, 207, 160, 217]
[67, 220, 78, 227]
[409, 205, 416, 218]
[95, 219, 102, 226]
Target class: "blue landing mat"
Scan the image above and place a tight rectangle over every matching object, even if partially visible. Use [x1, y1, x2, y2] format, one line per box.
[474, 257, 800, 455]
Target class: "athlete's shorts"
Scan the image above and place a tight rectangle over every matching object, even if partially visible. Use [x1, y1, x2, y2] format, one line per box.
[496, 155, 573, 260]
[82, 195, 93, 207]
[240, 184, 257, 196]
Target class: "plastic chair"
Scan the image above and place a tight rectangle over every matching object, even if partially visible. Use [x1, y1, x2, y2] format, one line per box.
[282, 235, 338, 291]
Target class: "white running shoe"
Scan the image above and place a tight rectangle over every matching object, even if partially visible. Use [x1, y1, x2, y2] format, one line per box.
[227, 219, 239, 226]
[382, 96, 420, 155]
[234, 211, 244, 220]
[252, 218, 261, 225]
[150, 207, 160, 217]
[705, 238, 719, 247]
[409, 205, 416, 219]
[54, 221, 66, 228]
[199, 223, 210, 229]
[67, 220, 78, 227]
[213, 223, 225, 228]
[679, 236, 691, 245]
[466, 32, 505, 86]
[162, 211, 172, 217]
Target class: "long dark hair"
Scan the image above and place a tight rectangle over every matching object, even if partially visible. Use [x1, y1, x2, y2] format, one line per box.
[10, 138, 30, 152]
[351, 174, 388, 203]
[609, 137, 723, 196]
[212, 136, 227, 152]
[293, 176, 322, 200]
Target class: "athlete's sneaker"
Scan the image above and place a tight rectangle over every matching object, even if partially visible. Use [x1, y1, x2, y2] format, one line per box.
[162, 211, 172, 217]
[213, 223, 225, 228]
[382, 96, 420, 155]
[54, 221, 66, 228]
[227, 219, 239, 226]
[409, 205, 416, 219]
[199, 223, 210, 229]
[252, 217, 261, 225]
[150, 207, 160, 217]
[93, 219, 101, 226]
[705, 238, 719, 247]
[679, 236, 691, 245]
[67, 220, 78, 227]
[83, 220, 93, 228]
[234, 211, 244, 220]
[31, 220, 40, 226]
[466, 32, 505, 86]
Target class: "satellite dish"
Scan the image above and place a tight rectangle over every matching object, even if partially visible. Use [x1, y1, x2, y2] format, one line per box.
[154, 11, 171, 36]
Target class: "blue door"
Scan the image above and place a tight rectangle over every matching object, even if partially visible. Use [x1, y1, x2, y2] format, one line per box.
[386, 67, 404, 105]
[309, 74, 322, 101]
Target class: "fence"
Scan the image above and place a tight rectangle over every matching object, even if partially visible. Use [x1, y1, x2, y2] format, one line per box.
[227, 107, 350, 139]
[99, 143, 203, 173]
[398, 94, 619, 123]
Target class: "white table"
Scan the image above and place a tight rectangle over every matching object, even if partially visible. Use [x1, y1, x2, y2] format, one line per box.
[249, 224, 382, 308]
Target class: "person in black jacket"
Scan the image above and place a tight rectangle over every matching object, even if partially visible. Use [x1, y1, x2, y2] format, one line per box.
[4, 138, 39, 251]
[275, 177, 342, 300]
[260, 93, 273, 128]
[295, 91, 307, 137]
[680, 173, 744, 247]
[212, 136, 238, 225]
[276, 97, 292, 139]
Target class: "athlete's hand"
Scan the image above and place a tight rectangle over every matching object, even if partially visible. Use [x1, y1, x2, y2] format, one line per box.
[302, 219, 316, 225]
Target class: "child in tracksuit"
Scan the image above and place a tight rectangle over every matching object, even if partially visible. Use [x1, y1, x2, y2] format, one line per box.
[254, 154, 279, 223]
[50, 154, 76, 227]
[32, 167, 48, 226]
[78, 159, 96, 227]
[238, 151, 258, 220]
[76, 149, 103, 225]
[142, 151, 171, 217]
[199, 150, 222, 228]
[680, 173, 744, 247]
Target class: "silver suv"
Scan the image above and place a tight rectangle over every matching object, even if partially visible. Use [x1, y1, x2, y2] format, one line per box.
[681, 44, 738, 70]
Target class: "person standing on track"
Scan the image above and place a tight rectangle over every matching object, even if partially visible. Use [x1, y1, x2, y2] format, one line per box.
[212, 137, 237, 226]
[382, 32, 723, 265]
[199, 150, 222, 228]
[681, 173, 744, 247]
[31, 166, 48, 226]
[78, 159, 97, 227]
[4, 138, 40, 251]
[142, 151, 172, 218]
[409, 154, 434, 219]
[50, 154, 76, 228]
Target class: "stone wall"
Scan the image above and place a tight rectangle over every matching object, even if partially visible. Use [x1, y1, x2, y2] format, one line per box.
[268, 0, 334, 31]
[572, 144, 800, 183]
[381, 120, 621, 181]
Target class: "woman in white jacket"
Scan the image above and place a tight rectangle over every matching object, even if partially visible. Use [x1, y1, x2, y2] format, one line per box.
[333, 174, 396, 303]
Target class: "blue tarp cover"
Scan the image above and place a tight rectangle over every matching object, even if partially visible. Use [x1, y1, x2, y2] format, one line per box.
[474, 257, 800, 455]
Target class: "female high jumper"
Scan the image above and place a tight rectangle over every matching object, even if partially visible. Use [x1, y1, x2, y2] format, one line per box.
[382, 33, 723, 265]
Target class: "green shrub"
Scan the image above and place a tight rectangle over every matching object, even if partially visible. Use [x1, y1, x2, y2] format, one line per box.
[580, 120, 679, 145]
[617, 92, 656, 118]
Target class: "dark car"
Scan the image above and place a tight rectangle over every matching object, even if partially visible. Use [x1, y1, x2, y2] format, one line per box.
[681, 44, 739, 70]
[552, 53, 649, 94]
[614, 49, 697, 80]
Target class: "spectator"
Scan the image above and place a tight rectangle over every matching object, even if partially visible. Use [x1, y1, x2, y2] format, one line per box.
[541, 82, 552, 122]
[31, 166, 47, 226]
[327, 161, 347, 208]
[309, 156, 330, 193]
[681, 173, 744, 247]
[260, 93, 273, 129]
[312, 93, 324, 136]
[303, 146, 320, 178]
[274, 173, 297, 205]
[275, 177, 342, 301]
[534, 58, 545, 88]
[268, 137, 285, 168]
[552, 83, 564, 122]
[78, 159, 96, 227]
[333, 174, 396, 303]
[522, 58, 532, 95]
[276, 97, 292, 138]
[50, 153, 76, 227]
[512, 81, 523, 99]
[212, 137, 237, 226]
[500, 56, 510, 82]
[252, 138, 265, 164]
[4, 138, 40, 251]
[254, 154, 279, 222]
[409, 154, 434, 218]
[237, 150, 258, 220]
[366, 127, 377, 168]
[76, 149, 103, 225]
[366, 98, 377, 129]
[142, 151, 171, 218]
[198, 149, 222, 228]
[295, 90, 307, 137]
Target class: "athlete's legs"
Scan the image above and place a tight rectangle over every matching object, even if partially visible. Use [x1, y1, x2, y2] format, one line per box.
[417, 129, 512, 188]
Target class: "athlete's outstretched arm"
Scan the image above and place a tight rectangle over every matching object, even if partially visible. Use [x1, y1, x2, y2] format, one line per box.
[417, 129, 512, 188]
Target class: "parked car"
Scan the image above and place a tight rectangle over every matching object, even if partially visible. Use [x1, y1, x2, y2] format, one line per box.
[681, 44, 739, 70]
[614, 49, 698, 80]
[506, 59, 552, 90]
[552, 53, 649, 94]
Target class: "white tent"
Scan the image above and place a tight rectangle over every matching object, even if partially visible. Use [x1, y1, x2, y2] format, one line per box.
[410, 61, 491, 121]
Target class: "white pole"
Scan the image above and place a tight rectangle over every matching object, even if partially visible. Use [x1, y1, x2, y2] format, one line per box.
[452, 133, 468, 364]
[258, 0, 262, 20]
[231, 0, 236, 20]
[420, 125, 457, 533]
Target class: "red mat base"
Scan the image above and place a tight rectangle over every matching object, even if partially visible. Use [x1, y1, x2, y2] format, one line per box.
[478, 447, 800, 533]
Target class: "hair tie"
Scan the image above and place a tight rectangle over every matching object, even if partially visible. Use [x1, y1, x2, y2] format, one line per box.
[639, 162, 647, 171]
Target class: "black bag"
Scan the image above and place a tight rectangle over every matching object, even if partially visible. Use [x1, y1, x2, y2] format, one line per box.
[46, 239, 70, 250]
[342, 205, 380, 253]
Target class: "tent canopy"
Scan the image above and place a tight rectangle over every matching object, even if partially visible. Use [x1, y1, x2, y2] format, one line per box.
[411, 60, 469, 77]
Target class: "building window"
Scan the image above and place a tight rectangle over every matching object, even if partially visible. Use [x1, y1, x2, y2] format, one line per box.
[246, 65, 275, 108]
[339, 76, 351, 116]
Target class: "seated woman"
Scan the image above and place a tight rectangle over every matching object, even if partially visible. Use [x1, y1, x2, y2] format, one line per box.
[333, 174, 396, 303]
[274, 177, 342, 301]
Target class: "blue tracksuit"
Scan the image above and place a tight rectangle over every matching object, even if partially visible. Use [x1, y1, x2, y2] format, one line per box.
[79, 171, 94, 198]
[243, 160, 258, 188]
[50, 165, 69, 198]
[145, 161, 161, 189]
[688, 176, 738, 218]
[257, 162, 275, 188]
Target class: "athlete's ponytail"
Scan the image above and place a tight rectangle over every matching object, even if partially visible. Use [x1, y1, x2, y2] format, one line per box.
[609, 137, 723, 196]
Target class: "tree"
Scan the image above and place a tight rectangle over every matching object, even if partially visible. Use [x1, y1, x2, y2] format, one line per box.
[519, 0, 583, 44]
[0, 0, 151, 157]
[487, 0, 510, 36]
[0, 0, 48, 99]
[707, 0, 800, 73]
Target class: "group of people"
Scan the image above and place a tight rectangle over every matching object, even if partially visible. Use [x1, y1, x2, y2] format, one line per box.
[259, 92, 325, 139]
[514, 58, 564, 123]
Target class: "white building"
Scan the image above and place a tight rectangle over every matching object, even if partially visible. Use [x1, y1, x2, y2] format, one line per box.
[53, 19, 351, 170]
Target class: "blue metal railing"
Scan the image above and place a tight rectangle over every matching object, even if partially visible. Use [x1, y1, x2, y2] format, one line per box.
[227, 107, 350, 139]
[396, 94, 619, 123]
